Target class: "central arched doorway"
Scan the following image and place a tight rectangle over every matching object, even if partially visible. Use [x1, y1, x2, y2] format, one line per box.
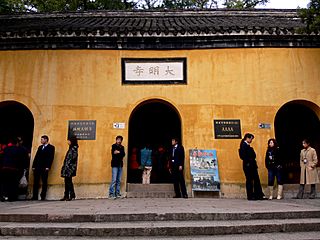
[274, 100, 320, 184]
[128, 99, 182, 184]
[0, 100, 34, 198]
[0, 101, 34, 150]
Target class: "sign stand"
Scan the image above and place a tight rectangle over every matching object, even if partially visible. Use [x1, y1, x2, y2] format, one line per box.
[190, 149, 221, 196]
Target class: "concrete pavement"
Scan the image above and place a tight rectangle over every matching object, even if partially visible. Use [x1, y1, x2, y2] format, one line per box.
[0, 198, 319, 238]
[0, 198, 320, 216]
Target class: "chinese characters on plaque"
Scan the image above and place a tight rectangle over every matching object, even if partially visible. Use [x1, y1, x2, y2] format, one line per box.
[122, 58, 186, 84]
[214, 119, 242, 139]
[68, 120, 96, 140]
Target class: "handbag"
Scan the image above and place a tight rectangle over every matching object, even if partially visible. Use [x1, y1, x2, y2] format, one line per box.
[19, 169, 28, 188]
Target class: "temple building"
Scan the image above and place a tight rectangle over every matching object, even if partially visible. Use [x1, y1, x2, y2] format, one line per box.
[0, 9, 319, 199]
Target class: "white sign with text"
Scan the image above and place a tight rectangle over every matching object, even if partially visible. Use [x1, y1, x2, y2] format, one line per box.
[124, 62, 184, 81]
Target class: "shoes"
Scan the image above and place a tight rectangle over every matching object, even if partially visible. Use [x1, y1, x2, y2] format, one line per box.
[60, 197, 69, 201]
[31, 197, 38, 201]
[108, 195, 116, 200]
[248, 197, 257, 201]
[277, 185, 283, 200]
[256, 196, 268, 200]
[268, 186, 273, 200]
[115, 194, 122, 199]
[1, 196, 8, 202]
[173, 195, 181, 198]
[183, 195, 188, 199]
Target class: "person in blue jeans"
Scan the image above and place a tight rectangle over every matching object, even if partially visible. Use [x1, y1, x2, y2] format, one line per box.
[140, 145, 153, 184]
[109, 136, 125, 199]
[265, 139, 283, 200]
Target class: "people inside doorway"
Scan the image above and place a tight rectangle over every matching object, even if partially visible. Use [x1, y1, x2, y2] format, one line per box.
[16, 136, 31, 199]
[140, 144, 153, 184]
[1, 138, 29, 201]
[109, 135, 125, 199]
[296, 139, 319, 199]
[128, 147, 141, 183]
[265, 139, 283, 200]
[32, 135, 55, 201]
[170, 138, 188, 198]
[154, 145, 170, 183]
[60, 136, 79, 201]
[239, 133, 266, 201]
[0, 143, 4, 200]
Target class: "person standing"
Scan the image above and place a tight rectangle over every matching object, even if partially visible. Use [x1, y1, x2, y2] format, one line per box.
[170, 138, 188, 198]
[1, 138, 27, 201]
[0, 143, 6, 201]
[140, 145, 153, 184]
[17, 137, 30, 199]
[109, 136, 125, 199]
[239, 133, 265, 200]
[265, 139, 283, 200]
[32, 135, 55, 201]
[60, 136, 78, 201]
[296, 139, 319, 199]
[128, 147, 140, 183]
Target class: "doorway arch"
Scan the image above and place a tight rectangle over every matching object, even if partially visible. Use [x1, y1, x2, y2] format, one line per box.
[128, 99, 182, 184]
[274, 100, 320, 183]
[0, 100, 34, 151]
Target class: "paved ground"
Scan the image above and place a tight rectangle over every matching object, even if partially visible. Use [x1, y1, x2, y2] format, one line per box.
[0, 198, 319, 215]
[0, 198, 319, 239]
[0, 232, 320, 240]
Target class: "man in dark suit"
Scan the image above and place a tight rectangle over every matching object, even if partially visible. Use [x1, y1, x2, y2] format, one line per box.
[170, 138, 188, 198]
[239, 133, 265, 200]
[32, 135, 55, 200]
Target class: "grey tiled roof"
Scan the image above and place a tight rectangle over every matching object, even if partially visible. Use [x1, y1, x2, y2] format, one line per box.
[0, 9, 319, 50]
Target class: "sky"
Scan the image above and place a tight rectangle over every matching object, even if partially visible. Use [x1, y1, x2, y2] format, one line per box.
[261, 0, 309, 9]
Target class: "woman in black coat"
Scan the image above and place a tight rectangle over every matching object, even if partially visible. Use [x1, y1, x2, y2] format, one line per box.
[265, 139, 283, 200]
[60, 136, 78, 201]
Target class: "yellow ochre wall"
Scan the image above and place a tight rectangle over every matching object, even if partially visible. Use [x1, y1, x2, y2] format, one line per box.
[0, 48, 319, 199]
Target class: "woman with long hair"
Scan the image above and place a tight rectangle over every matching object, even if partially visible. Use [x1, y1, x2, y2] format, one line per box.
[60, 136, 78, 201]
[265, 139, 283, 200]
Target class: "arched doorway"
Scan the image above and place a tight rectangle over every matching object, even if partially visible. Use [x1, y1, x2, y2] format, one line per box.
[274, 100, 320, 183]
[0, 101, 34, 150]
[0, 100, 34, 198]
[128, 99, 182, 184]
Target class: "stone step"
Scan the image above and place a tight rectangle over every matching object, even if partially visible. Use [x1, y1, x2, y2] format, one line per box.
[127, 183, 174, 192]
[126, 191, 175, 198]
[1, 218, 320, 237]
[1, 210, 320, 223]
[126, 183, 175, 198]
[281, 184, 320, 199]
[2, 232, 320, 240]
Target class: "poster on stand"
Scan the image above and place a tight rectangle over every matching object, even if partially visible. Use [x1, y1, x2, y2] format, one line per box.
[190, 149, 220, 192]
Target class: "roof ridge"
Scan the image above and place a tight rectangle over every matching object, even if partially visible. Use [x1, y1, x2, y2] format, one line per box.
[0, 9, 299, 20]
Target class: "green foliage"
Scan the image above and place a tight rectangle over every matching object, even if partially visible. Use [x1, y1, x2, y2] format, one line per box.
[0, 0, 135, 13]
[224, 0, 269, 9]
[0, 0, 273, 13]
[299, 0, 320, 33]
[162, 0, 218, 9]
[0, 0, 30, 13]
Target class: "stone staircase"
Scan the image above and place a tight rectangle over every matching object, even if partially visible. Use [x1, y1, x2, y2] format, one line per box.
[126, 183, 175, 198]
[0, 209, 320, 237]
